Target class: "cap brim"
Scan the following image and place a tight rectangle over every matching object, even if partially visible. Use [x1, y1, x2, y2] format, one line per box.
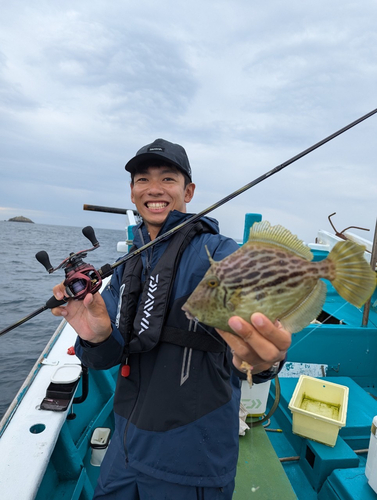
[125, 152, 190, 180]
[125, 152, 170, 173]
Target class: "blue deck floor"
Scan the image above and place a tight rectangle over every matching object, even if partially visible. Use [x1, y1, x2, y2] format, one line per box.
[257, 376, 377, 499]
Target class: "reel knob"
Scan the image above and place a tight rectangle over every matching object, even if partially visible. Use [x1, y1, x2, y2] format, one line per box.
[82, 226, 99, 247]
[35, 251, 54, 273]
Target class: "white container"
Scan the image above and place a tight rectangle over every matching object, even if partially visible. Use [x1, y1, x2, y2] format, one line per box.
[51, 364, 82, 384]
[366, 416, 377, 493]
[90, 427, 111, 466]
[366, 416, 377, 479]
[288, 375, 349, 447]
[241, 379, 271, 416]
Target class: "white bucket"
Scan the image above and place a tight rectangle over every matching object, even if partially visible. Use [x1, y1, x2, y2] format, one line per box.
[241, 379, 271, 416]
[366, 416, 377, 493]
[90, 427, 111, 467]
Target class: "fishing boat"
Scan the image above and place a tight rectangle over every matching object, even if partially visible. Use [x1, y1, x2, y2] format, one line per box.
[0, 210, 376, 500]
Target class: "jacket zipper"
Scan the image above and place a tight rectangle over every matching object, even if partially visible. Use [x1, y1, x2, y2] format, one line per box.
[139, 228, 153, 279]
[123, 355, 141, 463]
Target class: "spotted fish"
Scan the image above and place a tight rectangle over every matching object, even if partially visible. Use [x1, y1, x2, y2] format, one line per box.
[182, 221, 376, 334]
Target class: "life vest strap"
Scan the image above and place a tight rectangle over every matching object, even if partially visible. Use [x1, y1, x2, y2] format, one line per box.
[160, 326, 227, 353]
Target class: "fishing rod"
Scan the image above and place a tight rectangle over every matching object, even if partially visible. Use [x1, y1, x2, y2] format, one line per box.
[1, 107, 377, 336]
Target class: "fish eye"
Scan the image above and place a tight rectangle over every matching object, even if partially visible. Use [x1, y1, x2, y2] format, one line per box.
[207, 276, 219, 288]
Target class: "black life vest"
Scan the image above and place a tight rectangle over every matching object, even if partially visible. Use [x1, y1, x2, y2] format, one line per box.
[116, 221, 227, 359]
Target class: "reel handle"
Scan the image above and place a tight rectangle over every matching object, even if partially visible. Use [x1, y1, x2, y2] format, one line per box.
[82, 226, 99, 247]
[36, 251, 54, 273]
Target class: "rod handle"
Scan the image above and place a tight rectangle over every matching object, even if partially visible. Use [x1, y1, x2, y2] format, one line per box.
[45, 295, 68, 309]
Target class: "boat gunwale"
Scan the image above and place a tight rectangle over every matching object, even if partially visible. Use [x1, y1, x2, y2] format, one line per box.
[0, 318, 67, 438]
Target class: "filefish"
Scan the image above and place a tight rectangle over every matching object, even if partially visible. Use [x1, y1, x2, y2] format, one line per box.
[182, 221, 376, 335]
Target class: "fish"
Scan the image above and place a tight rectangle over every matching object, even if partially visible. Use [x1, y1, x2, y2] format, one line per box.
[182, 221, 376, 335]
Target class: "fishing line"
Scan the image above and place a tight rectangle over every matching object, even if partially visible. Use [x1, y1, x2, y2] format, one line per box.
[196, 299, 355, 354]
[107, 107, 377, 276]
[193, 320, 228, 347]
[1, 107, 377, 336]
[192, 299, 353, 355]
[356, 304, 377, 329]
[288, 301, 349, 352]
[365, 316, 377, 329]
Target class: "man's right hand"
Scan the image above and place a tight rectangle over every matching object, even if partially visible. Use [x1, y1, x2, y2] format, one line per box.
[51, 283, 112, 343]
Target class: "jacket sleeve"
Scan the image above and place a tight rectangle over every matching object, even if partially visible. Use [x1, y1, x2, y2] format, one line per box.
[74, 265, 126, 370]
[251, 358, 286, 384]
[212, 235, 240, 260]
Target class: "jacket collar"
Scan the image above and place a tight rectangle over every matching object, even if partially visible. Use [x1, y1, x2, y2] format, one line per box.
[132, 210, 219, 248]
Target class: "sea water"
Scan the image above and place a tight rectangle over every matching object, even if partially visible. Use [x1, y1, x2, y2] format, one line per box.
[0, 221, 126, 419]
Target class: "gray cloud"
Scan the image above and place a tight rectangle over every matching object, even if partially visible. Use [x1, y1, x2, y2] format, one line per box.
[0, 0, 376, 244]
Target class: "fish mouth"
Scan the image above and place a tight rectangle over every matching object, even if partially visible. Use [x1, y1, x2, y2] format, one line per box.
[181, 303, 196, 321]
[184, 311, 196, 321]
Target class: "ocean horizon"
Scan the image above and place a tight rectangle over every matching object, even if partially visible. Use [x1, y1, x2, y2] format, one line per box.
[0, 221, 126, 419]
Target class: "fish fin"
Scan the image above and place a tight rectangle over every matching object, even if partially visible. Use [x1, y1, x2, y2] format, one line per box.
[248, 221, 313, 261]
[328, 241, 376, 307]
[205, 245, 215, 265]
[279, 280, 327, 333]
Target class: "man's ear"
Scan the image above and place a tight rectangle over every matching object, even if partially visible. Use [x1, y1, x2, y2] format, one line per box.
[184, 183, 196, 203]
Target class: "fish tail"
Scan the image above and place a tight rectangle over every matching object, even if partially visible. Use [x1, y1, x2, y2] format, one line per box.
[327, 241, 376, 308]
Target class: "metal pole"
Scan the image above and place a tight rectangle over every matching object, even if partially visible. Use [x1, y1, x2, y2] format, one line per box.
[1, 108, 377, 336]
[362, 219, 377, 326]
[109, 107, 377, 274]
[83, 204, 139, 216]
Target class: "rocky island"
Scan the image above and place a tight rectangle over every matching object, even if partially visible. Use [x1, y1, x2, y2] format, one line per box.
[8, 216, 34, 223]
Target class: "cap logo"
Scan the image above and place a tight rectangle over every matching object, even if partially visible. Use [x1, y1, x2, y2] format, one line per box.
[148, 147, 165, 152]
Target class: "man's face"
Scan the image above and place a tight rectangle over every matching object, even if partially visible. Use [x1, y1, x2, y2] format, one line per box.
[130, 165, 195, 239]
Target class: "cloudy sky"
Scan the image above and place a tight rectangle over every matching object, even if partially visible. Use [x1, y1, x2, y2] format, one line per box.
[1, 0, 376, 245]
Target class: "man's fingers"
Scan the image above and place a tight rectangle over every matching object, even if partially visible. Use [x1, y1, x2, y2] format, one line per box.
[51, 306, 66, 317]
[216, 327, 264, 364]
[216, 328, 249, 352]
[83, 293, 108, 317]
[53, 282, 68, 301]
[224, 314, 291, 364]
[250, 313, 291, 351]
[229, 313, 291, 351]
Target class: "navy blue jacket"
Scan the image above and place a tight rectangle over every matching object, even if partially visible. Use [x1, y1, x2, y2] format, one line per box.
[75, 211, 265, 487]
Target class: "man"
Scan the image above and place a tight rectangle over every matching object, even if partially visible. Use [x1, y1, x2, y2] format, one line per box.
[52, 139, 291, 499]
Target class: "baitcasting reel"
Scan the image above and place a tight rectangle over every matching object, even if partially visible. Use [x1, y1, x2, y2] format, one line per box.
[35, 226, 102, 300]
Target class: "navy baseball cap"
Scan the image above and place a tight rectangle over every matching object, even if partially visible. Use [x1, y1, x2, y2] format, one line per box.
[125, 138, 192, 181]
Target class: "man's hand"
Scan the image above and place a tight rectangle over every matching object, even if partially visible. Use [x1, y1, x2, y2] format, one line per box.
[216, 313, 291, 375]
[51, 283, 112, 343]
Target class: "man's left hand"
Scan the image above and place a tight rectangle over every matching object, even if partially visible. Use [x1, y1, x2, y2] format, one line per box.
[216, 313, 291, 375]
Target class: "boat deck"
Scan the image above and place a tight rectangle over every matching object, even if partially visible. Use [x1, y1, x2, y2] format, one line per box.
[1, 237, 375, 499]
[234, 421, 297, 499]
[234, 374, 377, 499]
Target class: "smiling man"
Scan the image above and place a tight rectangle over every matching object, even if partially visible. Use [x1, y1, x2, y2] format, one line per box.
[128, 143, 195, 239]
[52, 138, 290, 499]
